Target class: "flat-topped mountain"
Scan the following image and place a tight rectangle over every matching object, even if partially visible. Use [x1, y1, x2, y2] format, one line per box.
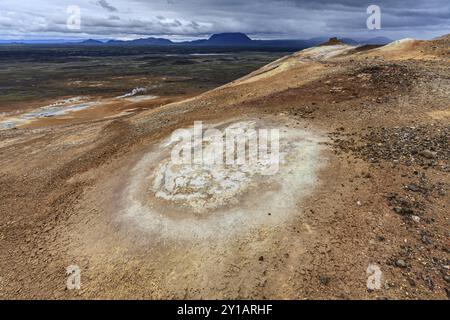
[207, 33, 253, 45]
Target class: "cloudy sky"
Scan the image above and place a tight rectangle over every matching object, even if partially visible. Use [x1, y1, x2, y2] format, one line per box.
[0, 0, 449, 41]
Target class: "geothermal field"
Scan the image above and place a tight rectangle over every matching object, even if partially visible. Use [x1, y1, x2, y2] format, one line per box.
[0, 36, 449, 300]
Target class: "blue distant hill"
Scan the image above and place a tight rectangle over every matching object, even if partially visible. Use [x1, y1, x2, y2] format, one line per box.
[80, 39, 104, 45]
[0, 33, 393, 48]
[106, 37, 173, 46]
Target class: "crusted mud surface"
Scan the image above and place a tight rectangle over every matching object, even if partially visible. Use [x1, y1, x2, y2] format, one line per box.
[0, 37, 449, 299]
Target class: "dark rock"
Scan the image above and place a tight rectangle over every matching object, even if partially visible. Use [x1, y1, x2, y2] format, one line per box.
[395, 259, 407, 268]
[338, 125, 449, 172]
[421, 235, 433, 245]
[419, 150, 437, 159]
[319, 276, 331, 285]
[405, 184, 421, 192]
[424, 277, 434, 291]
[394, 206, 414, 216]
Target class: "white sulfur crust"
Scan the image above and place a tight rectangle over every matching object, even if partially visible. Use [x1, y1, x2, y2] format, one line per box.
[122, 117, 327, 241]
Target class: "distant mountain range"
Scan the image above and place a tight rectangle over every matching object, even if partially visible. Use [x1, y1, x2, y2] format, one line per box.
[2, 33, 393, 48]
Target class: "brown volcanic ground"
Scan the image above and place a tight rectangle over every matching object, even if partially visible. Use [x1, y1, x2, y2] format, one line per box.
[0, 36, 449, 300]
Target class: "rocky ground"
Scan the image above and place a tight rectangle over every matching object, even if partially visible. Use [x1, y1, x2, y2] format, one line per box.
[0, 36, 448, 300]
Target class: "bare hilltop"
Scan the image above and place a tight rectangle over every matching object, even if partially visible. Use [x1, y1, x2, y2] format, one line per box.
[0, 35, 449, 299]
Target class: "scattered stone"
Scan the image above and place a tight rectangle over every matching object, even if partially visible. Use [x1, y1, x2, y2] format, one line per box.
[405, 184, 421, 192]
[319, 276, 331, 285]
[259, 256, 264, 262]
[421, 235, 432, 245]
[424, 276, 434, 291]
[407, 278, 416, 287]
[419, 150, 437, 159]
[394, 206, 414, 216]
[386, 193, 421, 217]
[411, 215, 421, 223]
[443, 275, 450, 283]
[335, 126, 449, 171]
[395, 259, 407, 268]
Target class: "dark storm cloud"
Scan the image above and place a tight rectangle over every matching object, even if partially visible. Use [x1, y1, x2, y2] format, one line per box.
[147, 0, 450, 37]
[96, 0, 118, 12]
[0, 0, 448, 40]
